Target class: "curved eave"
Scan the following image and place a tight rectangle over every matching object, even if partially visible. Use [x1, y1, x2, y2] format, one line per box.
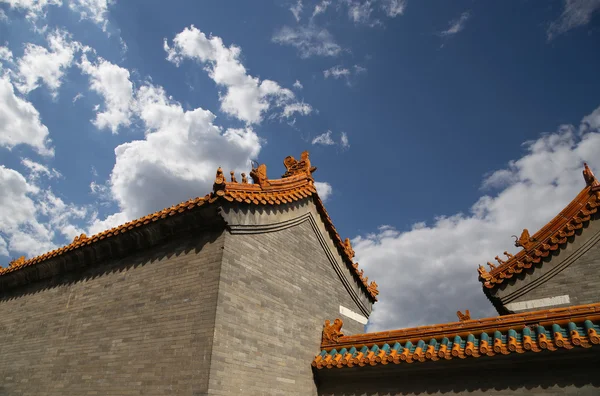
[479, 185, 600, 289]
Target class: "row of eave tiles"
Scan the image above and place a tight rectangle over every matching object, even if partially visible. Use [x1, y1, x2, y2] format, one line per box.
[313, 320, 600, 369]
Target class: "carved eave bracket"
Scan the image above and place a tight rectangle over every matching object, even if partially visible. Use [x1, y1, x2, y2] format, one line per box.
[322, 318, 344, 345]
[513, 228, 536, 249]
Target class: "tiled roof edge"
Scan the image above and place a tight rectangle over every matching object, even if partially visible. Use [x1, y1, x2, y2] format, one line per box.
[313, 302, 600, 369]
[477, 163, 600, 289]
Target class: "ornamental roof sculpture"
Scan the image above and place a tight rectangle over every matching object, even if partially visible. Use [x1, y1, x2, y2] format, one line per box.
[313, 302, 600, 369]
[478, 163, 600, 289]
[0, 151, 378, 301]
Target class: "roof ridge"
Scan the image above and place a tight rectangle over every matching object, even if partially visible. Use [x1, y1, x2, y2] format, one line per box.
[478, 164, 600, 289]
[2, 152, 378, 301]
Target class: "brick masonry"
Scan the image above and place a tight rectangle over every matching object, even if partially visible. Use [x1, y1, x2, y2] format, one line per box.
[491, 215, 600, 313]
[208, 202, 372, 395]
[0, 229, 225, 396]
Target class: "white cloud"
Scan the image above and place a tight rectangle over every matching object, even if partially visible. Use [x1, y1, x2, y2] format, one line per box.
[14, 29, 80, 97]
[0, 165, 88, 259]
[323, 65, 350, 79]
[0, 75, 54, 156]
[354, 64, 367, 74]
[282, 102, 312, 118]
[89, 82, 262, 230]
[20, 158, 61, 180]
[0, 9, 8, 21]
[312, 0, 331, 18]
[357, 106, 600, 331]
[290, 0, 303, 22]
[72, 92, 84, 103]
[345, 0, 375, 24]
[0, 0, 62, 22]
[547, 0, 600, 39]
[312, 130, 350, 148]
[315, 181, 332, 202]
[272, 25, 343, 58]
[293, 79, 303, 90]
[68, 0, 113, 31]
[312, 130, 335, 145]
[165, 25, 311, 124]
[79, 54, 134, 133]
[381, 0, 406, 17]
[440, 11, 471, 37]
[340, 131, 349, 149]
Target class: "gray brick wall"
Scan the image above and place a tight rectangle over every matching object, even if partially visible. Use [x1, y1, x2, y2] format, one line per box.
[492, 215, 600, 312]
[208, 217, 369, 396]
[0, 229, 225, 396]
[316, 350, 600, 395]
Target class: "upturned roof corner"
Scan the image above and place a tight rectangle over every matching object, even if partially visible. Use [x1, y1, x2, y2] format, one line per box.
[478, 163, 600, 289]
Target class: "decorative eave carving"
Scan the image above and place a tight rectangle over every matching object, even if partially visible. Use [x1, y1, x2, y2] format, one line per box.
[322, 318, 344, 344]
[456, 309, 471, 322]
[282, 150, 317, 178]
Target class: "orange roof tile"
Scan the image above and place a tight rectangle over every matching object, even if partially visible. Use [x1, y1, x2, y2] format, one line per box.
[478, 163, 600, 289]
[313, 302, 600, 369]
[1, 152, 378, 301]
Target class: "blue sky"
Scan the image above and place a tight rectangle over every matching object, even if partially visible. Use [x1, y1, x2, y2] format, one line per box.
[1, 0, 600, 330]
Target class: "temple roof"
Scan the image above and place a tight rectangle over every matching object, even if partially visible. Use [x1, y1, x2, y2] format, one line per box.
[478, 163, 600, 289]
[312, 302, 600, 369]
[1, 151, 378, 302]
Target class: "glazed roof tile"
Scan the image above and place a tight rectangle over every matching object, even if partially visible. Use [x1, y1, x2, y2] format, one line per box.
[478, 163, 600, 289]
[2, 152, 378, 301]
[313, 302, 600, 369]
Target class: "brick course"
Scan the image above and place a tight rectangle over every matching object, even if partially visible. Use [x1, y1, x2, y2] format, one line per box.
[0, 229, 225, 396]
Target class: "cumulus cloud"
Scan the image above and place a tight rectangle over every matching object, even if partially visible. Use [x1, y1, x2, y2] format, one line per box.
[293, 79, 303, 90]
[440, 11, 471, 37]
[68, 0, 113, 31]
[272, 25, 343, 58]
[78, 54, 134, 133]
[547, 0, 600, 39]
[340, 132, 349, 149]
[0, 165, 88, 260]
[14, 29, 81, 97]
[20, 158, 61, 180]
[0, 0, 62, 22]
[88, 82, 262, 231]
[357, 106, 600, 331]
[165, 25, 311, 124]
[0, 75, 54, 156]
[315, 181, 332, 202]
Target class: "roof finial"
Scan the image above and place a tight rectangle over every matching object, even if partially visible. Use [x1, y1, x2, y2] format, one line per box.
[9, 256, 26, 268]
[213, 167, 226, 195]
[322, 318, 344, 344]
[512, 228, 535, 249]
[282, 151, 317, 178]
[241, 172, 248, 184]
[230, 171, 238, 183]
[583, 163, 599, 187]
[344, 238, 355, 260]
[250, 162, 269, 187]
[456, 309, 471, 322]
[367, 281, 379, 297]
